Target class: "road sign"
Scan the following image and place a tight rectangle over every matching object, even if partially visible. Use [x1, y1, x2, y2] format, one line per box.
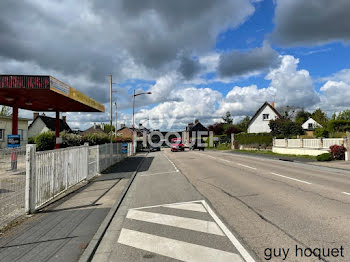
[122, 143, 128, 154]
[8, 135, 20, 148]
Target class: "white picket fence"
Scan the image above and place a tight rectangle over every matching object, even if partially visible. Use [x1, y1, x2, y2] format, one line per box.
[274, 138, 344, 149]
[26, 142, 131, 213]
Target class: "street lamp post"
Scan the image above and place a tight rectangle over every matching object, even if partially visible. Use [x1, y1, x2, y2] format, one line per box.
[132, 90, 152, 155]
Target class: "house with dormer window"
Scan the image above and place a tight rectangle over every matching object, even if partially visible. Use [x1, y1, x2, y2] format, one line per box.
[247, 102, 281, 133]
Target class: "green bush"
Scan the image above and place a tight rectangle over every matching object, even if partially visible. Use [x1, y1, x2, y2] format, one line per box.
[316, 153, 332, 162]
[28, 137, 35, 144]
[327, 120, 350, 133]
[35, 131, 55, 151]
[61, 131, 82, 148]
[235, 133, 273, 147]
[82, 133, 110, 146]
[314, 128, 329, 138]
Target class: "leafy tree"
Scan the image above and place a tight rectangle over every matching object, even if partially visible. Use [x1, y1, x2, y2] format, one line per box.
[103, 124, 116, 134]
[222, 111, 233, 124]
[336, 109, 350, 121]
[312, 108, 328, 127]
[237, 116, 250, 132]
[276, 105, 299, 120]
[269, 117, 304, 138]
[208, 123, 225, 135]
[224, 124, 242, 137]
[0, 106, 11, 116]
[295, 109, 311, 124]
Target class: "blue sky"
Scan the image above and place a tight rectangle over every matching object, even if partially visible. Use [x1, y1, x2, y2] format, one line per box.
[1, 0, 350, 130]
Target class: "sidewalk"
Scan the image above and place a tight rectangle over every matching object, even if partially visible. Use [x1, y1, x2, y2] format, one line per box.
[0, 154, 146, 262]
[310, 160, 350, 171]
[88, 150, 255, 262]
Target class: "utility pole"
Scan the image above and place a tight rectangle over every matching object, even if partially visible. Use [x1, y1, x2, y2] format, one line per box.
[114, 102, 117, 133]
[110, 75, 113, 143]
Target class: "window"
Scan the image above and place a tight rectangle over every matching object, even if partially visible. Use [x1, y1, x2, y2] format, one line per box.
[308, 123, 313, 129]
[0, 129, 4, 141]
[263, 114, 269, 120]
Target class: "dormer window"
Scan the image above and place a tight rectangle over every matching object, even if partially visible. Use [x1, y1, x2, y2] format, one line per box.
[263, 114, 269, 120]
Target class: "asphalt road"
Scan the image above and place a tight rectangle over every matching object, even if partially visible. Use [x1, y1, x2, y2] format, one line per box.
[166, 149, 350, 262]
[92, 151, 255, 262]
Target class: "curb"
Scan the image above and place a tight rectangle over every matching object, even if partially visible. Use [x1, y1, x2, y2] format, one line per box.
[78, 154, 147, 262]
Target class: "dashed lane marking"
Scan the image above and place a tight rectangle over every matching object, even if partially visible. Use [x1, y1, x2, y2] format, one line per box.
[237, 163, 257, 170]
[342, 192, 350, 196]
[270, 172, 312, 185]
[163, 152, 179, 172]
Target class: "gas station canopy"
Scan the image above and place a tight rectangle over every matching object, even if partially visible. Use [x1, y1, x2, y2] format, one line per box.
[0, 75, 105, 112]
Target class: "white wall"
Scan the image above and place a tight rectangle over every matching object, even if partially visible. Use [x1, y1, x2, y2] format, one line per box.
[0, 118, 28, 149]
[248, 105, 278, 133]
[273, 147, 328, 156]
[28, 118, 50, 138]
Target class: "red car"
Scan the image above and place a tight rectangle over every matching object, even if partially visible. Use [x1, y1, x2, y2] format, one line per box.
[170, 138, 185, 152]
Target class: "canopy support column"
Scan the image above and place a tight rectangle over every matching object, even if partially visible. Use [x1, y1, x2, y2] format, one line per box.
[55, 111, 60, 149]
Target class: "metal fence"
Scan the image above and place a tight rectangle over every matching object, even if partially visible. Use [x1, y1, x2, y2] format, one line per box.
[0, 147, 26, 229]
[0, 142, 131, 228]
[35, 145, 89, 209]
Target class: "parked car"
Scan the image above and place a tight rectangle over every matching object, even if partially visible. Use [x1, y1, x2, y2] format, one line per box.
[170, 138, 185, 152]
[149, 145, 161, 152]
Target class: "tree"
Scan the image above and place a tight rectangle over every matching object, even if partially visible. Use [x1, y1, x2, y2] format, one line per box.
[237, 116, 250, 132]
[269, 117, 304, 138]
[276, 105, 299, 120]
[336, 109, 350, 121]
[103, 124, 115, 134]
[222, 111, 233, 125]
[224, 125, 241, 137]
[295, 109, 311, 124]
[208, 123, 225, 135]
[0, 106, 11, 116]
[312, 108, 328, 127]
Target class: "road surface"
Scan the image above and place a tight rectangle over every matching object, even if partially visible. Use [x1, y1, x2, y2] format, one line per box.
[166, 149, 350, 262]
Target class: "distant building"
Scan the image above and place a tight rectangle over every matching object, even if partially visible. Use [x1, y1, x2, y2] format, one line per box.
[116, 123, 149, 139]
[81, 123, 107, 136]
[28, 112, 71, 138]
[247, 102, 281, 133]
[0, 115, 30, 149]
[184, 120, 208, 145]
[302, 118, 322, 131]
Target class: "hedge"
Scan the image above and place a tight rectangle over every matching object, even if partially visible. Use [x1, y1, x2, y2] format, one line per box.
[327, 120, 350, 132]
[235, 133, 273, 146]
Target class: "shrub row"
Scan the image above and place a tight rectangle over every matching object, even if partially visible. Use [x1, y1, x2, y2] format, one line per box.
[234, 133, 273, 146]
[30, 131, 124, 151]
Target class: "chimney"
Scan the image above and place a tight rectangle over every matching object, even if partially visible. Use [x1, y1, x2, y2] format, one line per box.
[121, 123, 125, 128]
[62, 115, 66, 123]
[271, 101, 275, 108]
[33, 112, 39, 120]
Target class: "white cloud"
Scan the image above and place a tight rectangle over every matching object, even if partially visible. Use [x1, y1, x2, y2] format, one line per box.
[265, 55, 320, 108]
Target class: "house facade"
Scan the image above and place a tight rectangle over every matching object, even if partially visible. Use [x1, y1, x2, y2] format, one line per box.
[0, 115, 30, 149]
[184, 120, 208, 145]
[247, 102, 281, 133]
[302, 118, 322, 130]
[28, 113, 71, 138]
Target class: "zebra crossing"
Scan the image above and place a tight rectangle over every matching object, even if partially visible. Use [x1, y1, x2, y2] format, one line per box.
[116, 200, 255, 262]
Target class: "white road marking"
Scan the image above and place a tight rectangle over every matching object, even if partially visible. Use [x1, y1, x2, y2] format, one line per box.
[131, 200, 203, 210]
[165, 202, 207, 213]
[342, 192, 350, 196]
[163, 152, 179, 172]
[141, 171, 179, 177]
[201, 200, 256, 262]
[127, 209, 224, 236]
[237, 163, 257, 170]
[118, 228, 244, 262]
[270, 172, 312, 185]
